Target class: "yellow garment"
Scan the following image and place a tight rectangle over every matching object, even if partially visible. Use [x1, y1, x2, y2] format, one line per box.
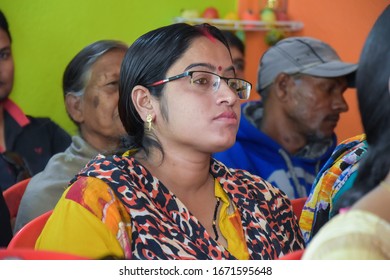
[36, 177, 249, 259]
[35, 177, 130, 259]
[303, 210, 390, 259]
[215, 179, 249, 260]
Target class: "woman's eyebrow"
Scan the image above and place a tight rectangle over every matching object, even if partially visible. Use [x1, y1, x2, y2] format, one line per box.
[184, 63, 216, 72]
[184, 63, 235, 74]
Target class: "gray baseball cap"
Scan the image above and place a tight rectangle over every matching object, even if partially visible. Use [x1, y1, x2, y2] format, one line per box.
[256, 37, 358, 93]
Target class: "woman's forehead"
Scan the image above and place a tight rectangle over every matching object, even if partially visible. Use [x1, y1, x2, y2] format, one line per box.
[171, 37, 232, 73]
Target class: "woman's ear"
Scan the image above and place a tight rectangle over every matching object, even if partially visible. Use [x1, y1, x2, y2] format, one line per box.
[65, 93, 84, 123]
[132, 85, 154, 122]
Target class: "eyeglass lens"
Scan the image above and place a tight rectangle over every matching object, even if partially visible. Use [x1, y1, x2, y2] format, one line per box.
[189, 71, 250, 100]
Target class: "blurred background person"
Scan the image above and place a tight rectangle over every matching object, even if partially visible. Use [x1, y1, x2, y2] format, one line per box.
[0, 10, 71, 191]
[222, 30, 245, 79]
[14, 40, 128, 233]
[303, 5, 390, 259]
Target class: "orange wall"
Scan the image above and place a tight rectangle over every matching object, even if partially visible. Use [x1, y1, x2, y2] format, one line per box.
[239, 0, 388, 143]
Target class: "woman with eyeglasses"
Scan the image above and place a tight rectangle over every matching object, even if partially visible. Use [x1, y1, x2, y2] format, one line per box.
[36, 23, 304, 260]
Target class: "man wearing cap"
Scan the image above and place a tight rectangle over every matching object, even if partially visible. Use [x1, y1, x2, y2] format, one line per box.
[214, 36, 357, 199]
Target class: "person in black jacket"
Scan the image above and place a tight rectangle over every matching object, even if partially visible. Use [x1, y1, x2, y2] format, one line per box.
[0, 190, 12, 247]
[0, 10, 71, 190]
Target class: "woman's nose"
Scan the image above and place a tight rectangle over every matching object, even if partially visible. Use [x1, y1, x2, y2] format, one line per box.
[216, 81, 238, 105]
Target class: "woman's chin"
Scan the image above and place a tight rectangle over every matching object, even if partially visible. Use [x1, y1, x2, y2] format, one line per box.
[213, 140, 236, 153]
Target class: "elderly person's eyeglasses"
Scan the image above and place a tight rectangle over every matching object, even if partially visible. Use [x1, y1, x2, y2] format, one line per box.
[147, 71, 251, 100]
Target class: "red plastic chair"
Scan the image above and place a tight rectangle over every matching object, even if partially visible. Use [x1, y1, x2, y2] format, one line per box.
[3, 178, 31, 226]
[277, 249, 305, 260]
[0, 248, 89, 260]
[291, 197, 307, 220]
[8, 210, 53, 249]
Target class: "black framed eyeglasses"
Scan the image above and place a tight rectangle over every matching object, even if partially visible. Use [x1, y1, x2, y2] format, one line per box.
[147, 70, 252, 100]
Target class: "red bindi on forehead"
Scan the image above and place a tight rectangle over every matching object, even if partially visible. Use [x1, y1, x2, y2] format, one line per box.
[218, 66, 222, 71]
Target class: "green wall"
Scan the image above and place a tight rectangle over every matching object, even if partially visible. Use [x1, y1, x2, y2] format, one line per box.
[1, 0, 236, 135]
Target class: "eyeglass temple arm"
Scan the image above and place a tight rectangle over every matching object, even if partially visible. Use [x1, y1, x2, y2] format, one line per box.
[148, 72, 189, 87]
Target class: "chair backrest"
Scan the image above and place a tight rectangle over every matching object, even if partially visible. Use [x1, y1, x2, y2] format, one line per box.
[7, 210, 53, 249]
[3, 178, 31, 220]
[291, 197, 307, 221]
[0, 248, 89, 260]
[277, 249, 305, 260]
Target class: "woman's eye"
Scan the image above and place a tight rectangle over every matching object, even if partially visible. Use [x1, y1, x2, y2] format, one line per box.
[233, 59, 245, 71]
[192, 77, 209, 85]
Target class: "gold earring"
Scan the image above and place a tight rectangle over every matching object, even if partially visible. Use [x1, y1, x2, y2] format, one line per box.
[146, 114, 153, 131]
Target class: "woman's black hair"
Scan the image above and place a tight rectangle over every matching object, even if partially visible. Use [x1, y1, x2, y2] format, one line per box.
[118, 23, 230, 157]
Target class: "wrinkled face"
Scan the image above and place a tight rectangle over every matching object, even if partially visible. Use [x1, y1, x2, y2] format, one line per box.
[229, 45, 245, 79]
[79, 49, 126, 144]
[0, 28, 14, 102]
[286, 74, 349, 140]
[152, 36, 241, 154]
